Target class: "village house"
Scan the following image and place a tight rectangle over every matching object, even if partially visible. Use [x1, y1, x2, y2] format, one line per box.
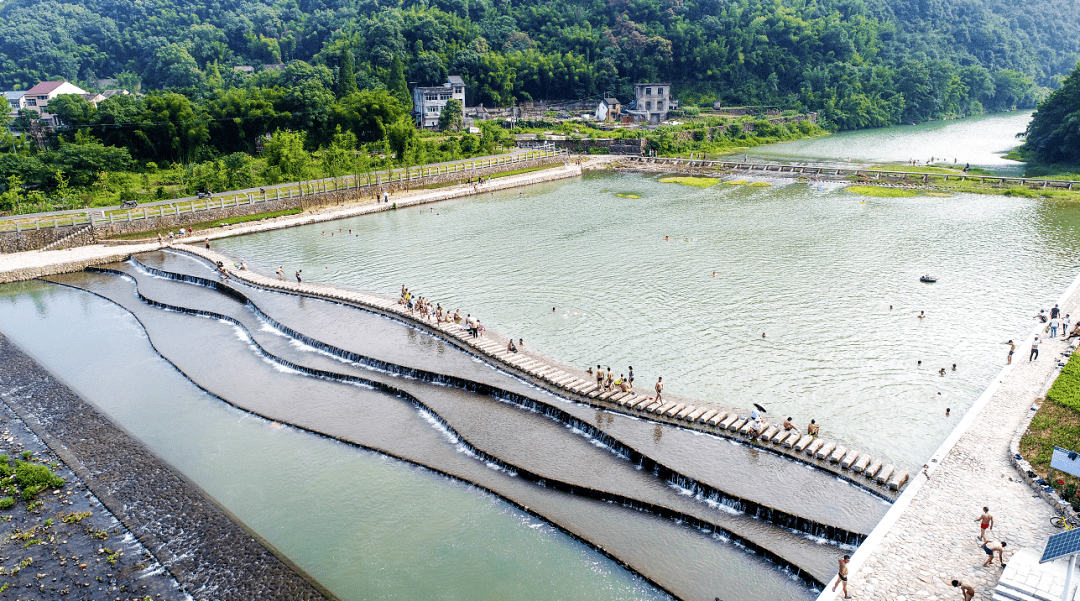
[596, 96, 621, 121]
[626, 83, 677, 124]
[412, 75, 465, 129]
[21, 81, 87, 113]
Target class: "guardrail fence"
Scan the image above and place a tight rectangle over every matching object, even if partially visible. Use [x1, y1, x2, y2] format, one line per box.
[0, 149, 567, 234]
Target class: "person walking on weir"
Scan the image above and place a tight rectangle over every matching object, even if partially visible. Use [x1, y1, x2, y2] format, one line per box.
[831, 554, 851, 599]
[1003, 340, 1015, 364]
[1030, 336, 1040, 361]
[974, 507, 993, 541]
[654, 377, 664, 402]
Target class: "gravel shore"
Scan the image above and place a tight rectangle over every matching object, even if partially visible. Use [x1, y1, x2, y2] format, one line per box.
[0, 333, 334, 601]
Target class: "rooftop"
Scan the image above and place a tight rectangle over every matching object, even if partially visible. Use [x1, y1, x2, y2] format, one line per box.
[25, 81, 82, 95]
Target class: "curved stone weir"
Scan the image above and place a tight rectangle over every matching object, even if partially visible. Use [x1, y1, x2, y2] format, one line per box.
[40, 270, 820, 601]
[94, 262, 853, 581]
[132, 250, 888, 540]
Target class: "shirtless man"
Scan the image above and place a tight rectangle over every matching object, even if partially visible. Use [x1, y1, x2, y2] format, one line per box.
[277, 266, 285, 281]
[807, 419, 820, 437]
[783, 417, 797, 431]
[831, 554, 851, 599]
[654, 377, 664, 402]
[974, 507, 993, 541]
[1003, 340, 1015, 364]
[981, 540, 1006, 566]
[596, 365, 605, 390]
[951, 580, 975, 601]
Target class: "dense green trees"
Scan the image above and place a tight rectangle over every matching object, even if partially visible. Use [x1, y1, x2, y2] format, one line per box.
[0, 0, 1067, 131]
[1022, 63, 1080, 165]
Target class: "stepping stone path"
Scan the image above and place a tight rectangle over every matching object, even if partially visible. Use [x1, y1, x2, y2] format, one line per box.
[175, 244, 909, 497]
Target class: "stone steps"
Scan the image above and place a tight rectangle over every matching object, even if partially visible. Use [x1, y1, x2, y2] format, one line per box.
[170, 244, 908, 496]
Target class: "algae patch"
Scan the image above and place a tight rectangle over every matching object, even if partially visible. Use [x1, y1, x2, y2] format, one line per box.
[658, 176, 721, 189]
[845, 185, 920, 198]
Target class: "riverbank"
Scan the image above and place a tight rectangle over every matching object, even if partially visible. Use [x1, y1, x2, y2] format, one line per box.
[0, 162, 583, 284]
[815, 271, 1080, 601]
[0, 332, 333, 600]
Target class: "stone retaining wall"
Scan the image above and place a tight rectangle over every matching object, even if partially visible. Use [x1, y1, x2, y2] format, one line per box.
[0, 250, 142, 284]
[0, 333, 334, 601]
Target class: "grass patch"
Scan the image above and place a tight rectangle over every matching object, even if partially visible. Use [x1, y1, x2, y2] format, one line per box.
[488, 163, 562, 179]
[412, 163, 561, 190]
[723, 180, 748, 186]
[925, 192, 953, 197]
[1022, 353, 1080, 510]
[103, 207, 303, 240]
[658, 176, 721, 189]
[845, 185, 920, 198]
[748, 181, 772, 187]
[615, 193, 641, 199]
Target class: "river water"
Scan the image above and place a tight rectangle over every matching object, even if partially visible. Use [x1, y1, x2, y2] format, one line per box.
[748, 110, 1032, 175]
[213, 111, 1076, 469]
[0, 111, 1068, 600]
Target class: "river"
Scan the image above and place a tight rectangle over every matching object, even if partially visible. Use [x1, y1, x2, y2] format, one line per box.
[0, 111, 1067, 601]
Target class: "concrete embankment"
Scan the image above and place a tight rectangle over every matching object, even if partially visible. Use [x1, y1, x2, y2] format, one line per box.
[0, 333, 335, 601]
[815, 270, 1080, 601]
[0, 163, 582, 284]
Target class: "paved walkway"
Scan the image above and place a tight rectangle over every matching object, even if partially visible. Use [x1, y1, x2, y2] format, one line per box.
[819, 278, 1080, 600]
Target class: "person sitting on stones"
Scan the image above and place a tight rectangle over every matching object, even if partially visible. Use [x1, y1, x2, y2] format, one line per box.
[618, 375, 633, 393]
[807, 419, 820, 437]
[507, 339, 518, 353]
[783, 416, 797, 431]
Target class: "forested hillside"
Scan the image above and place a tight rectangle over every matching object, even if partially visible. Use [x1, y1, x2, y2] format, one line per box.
[0, 0, 1075, 129]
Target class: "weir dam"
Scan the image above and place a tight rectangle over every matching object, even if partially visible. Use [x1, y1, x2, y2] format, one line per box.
[34, 247, 892, 600]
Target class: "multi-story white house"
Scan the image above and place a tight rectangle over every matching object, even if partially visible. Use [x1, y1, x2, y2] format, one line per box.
[3, 91, 26, 113]
[626, 83, 677, 124]
[22, 81, 88, 113]
[412, 75, 465, 129]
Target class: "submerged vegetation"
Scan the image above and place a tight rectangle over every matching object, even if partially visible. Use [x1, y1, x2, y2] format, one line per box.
[659, 177, 721, 189]
[845, 186, 920, 197]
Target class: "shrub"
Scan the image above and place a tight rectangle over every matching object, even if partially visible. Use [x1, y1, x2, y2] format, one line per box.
[1049, 354, 1080, 411]
[0, 497, 13, 510]
[14, 462, 65, 498]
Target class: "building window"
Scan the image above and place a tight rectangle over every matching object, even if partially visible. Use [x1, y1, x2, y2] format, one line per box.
[26, 98, 36, 106]
[658, 88, 665, 95]
[658, 101, 664, 110]
[645, 101, 652, 111]
[645, 88, 652, 95]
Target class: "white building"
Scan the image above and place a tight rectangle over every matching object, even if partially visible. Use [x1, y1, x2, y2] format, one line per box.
[596, 96, 621, 121]
[3, 91, 26, 113]
[412, 75, 465, 129]
[626, 83, 676, 124]
[22, 81, 87, 113]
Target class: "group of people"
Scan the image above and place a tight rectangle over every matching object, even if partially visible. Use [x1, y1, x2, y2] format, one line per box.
[587, 365, 635, 394]
[832, 507, 1006, 600]
[744, 412, 820, 440]
[396, 285, 495, 339]
[1003, 304, 1078, 364]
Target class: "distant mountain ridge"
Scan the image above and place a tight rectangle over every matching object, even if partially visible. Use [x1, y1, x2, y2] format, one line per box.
[0, 0, 1075, 128]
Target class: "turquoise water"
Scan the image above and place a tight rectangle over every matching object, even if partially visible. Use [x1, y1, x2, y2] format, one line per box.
[748, 110, 1032, 175]
[0, 281, 671, 601]
[214, 115, 1080, 468]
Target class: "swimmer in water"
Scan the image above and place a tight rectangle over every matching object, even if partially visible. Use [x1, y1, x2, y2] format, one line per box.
[712, 271, 717, 277]
[664, 236, 669, 241]
[918, 311, 926, 319]
[939, 368, 946, 376]
[889, 305, 893, 310]
[946, 407, 951, 416]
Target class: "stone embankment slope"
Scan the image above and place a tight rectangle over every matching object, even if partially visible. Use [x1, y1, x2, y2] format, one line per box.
[0, 333, 334, 601]
[176, 242, 909, 498]
[816, 278, 1080, 601]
